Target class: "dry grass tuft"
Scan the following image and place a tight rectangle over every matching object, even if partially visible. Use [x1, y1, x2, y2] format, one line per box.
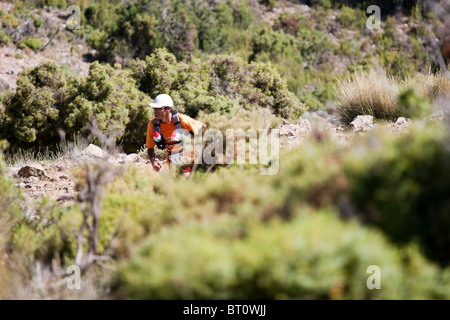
[337, 68, 450, 125]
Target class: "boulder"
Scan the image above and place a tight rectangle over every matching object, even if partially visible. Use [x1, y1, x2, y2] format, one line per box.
[279, 119, 312, 138]
[17, 165, 47, 179]
[426, 110, 444, 123]
[123, 153, 139, 163]
[82, 144, 108, 158]
[395, 117, 407, 125]
[299, 119, 311, 131]
[348, 115, 374, 132]
[279, 124, 298, 136]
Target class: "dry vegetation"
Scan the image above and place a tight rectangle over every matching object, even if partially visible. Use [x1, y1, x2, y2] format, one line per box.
[0, 0, 450, 300]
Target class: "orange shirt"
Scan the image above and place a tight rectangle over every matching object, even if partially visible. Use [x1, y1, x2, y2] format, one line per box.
[146, 113, 203, 164]
[146, 113, 202, 148]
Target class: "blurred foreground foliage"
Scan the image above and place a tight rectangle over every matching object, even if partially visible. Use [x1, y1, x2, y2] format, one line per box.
[2, 116, 450, 298]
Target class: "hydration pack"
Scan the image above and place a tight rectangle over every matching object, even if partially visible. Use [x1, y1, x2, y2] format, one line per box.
[153, 110, 184, 150]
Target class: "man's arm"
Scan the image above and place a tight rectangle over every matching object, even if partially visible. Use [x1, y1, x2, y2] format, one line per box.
[148, 148, 163, 171]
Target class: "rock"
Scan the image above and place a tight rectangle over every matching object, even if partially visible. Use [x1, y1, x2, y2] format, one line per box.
[395, 117, 407, 125]
[57, 195, 75, 202]
[279, 118, 312, 138]
[24, 176, 39, 184]
[13, 182, 26, 188]
[348, 115, 374, 132]
[281, 119, 291, 125]
[298, 119, 311, 131]
[301, 111, 311, 119]
[316, 110, 328, 118]
[279, 124, 298, 136]
[426, 110, 444, 123]
[82, 144, 108, 158]
[7, 167, 19, 178]
[18, 165, 48, 179]
[123, 153, 139, 163]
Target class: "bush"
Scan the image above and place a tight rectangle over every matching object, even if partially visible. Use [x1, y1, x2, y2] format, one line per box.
[84, 0, 225, 62]
[10, 201, 78, 267]
[0, 141, 23, 297]
[63, 62, 152, 153]
[338, 6, 366, 29]
[1, 62, 68, 148]
[131, 48, 178, 98]
[111, 208, 450, 299]
[1, 14, 18, 28]
[0, 30, 10, 46]
[32, 16, 43, 30]
[0, 140, 22, 247]
[17, 37, 42, 51]
[1, 61, 151, 153]
[345, 123, 450, 266]
[132, 49, 306, 119]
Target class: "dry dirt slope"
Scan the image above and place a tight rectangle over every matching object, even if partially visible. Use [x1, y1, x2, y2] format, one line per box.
[0, 1, 90, 92]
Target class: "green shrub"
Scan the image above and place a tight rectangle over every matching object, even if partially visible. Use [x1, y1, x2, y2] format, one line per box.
[132, 48, 306, 119]
[1, 61, 151, 153]
[44, 0, 67, 9]
[0, 141, 22, 249]
[111, 208, 450, 299]
[131, 48, 178, 98]
[32, 16, 43, 30]
[0, 30, 10, 46]
[398, 87, 430, 118]
[338, 6, 366, 29]
[85, 0, 225, 62]
[17, 37, 42, 51]
[1, 62, 67, 148]
[1, 14, 18, 28]
[307, 0, 333, 9]
[10, 201, 78, 266]
[0, 141, 23, 297]
[345, 123, 450, 266]
[63, 62, 151, 153]
[232, 0, 256, 29]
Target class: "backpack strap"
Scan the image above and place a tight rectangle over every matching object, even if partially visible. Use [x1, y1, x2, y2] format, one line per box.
[153, 119, 166, 150]
[172, 112, 183, 132]
[171, 110, 194, 135]
[154, 119, 162, 134]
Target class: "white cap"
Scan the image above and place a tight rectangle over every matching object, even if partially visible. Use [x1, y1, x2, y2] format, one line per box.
[149, 94, 174, 109]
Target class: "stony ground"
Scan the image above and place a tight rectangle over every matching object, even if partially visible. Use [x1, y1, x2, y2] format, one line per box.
[6, 145, 152, 216]
[0, 2, 90, 92]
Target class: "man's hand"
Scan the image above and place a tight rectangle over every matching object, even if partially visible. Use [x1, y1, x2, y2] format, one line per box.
[148, 148, 163, 172]
[152, 160, 163, 172]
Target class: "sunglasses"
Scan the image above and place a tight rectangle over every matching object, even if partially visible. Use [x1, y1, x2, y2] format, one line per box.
[154, 107, 171, 112]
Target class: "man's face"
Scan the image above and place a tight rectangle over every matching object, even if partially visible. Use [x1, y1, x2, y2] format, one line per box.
[154, 107, 171, 122]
